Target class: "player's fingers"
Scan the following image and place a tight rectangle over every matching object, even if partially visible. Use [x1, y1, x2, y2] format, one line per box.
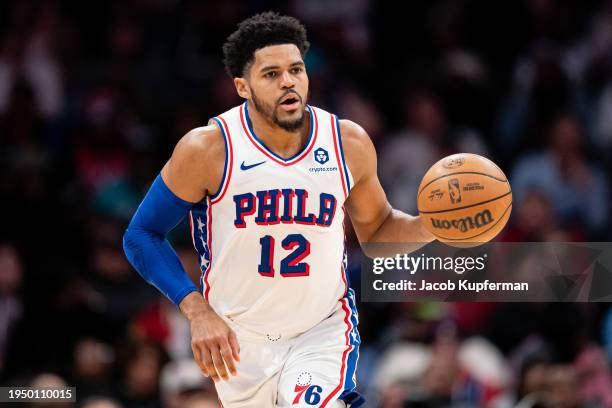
[200, 346, 218, 382]
[229, 330, 241, 361]
[191, 342, 209, 377]
[210, 346, 229, 381]
[220, 339, 237, 376]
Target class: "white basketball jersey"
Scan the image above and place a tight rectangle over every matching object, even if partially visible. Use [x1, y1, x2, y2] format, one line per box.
[189, 102, 354, 337]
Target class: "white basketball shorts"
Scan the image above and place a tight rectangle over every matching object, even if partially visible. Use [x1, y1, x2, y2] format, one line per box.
[215, 290, 363, 408]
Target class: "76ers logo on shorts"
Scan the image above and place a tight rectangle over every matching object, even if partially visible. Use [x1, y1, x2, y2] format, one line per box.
[293, 372, 323, 405]
[314, 147, 329, 165]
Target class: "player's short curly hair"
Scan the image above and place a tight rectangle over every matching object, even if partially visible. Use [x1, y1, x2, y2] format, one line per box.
[222, 12, 310, 78]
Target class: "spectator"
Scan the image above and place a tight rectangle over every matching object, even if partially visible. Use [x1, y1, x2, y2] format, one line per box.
[511, 114, 609, 236]
[70, 337, 115, 401]
[117, 340, 168, 408]
[29, 373, 72, 408]
[573, 345, 612, 407]
[0, 244, 23, 371]
[81, 397, 124, 408]
[543, 365, 582, 408]
[500, 190, 585, 242]
[378, 91, 448, 214]
[160, 359, 214, 408]
[514, 353, 550, 407]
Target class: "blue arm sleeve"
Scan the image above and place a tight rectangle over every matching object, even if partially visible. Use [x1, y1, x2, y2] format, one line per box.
[123, 175, 199, 306]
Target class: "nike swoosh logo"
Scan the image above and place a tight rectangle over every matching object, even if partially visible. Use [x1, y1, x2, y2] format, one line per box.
[240, 160, 266, 171]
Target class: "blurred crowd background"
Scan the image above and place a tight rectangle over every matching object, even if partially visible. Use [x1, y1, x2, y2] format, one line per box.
[2, 0, 612, 407]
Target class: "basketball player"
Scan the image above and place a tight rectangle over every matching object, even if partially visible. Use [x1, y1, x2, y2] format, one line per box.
[123, 12, 434, 408]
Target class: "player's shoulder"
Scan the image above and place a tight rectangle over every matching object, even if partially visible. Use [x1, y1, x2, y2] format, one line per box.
[174, 123, 226, 165]
[176, 104, 241, 159]
[338, 119, 376, 182]
[165, 123, 226, 200]
[338, 119, 373, 150]
[180, 124, 224, 153]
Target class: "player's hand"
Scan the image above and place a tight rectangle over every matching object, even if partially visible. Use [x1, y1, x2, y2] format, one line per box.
[416, 214, 436, 242]
[189, 310, 241, 382]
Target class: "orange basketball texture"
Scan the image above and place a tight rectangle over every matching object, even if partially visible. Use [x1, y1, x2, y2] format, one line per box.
[417, 153, 512, 244]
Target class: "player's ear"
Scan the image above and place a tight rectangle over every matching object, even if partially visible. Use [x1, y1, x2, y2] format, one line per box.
[234, 77, 250, 100]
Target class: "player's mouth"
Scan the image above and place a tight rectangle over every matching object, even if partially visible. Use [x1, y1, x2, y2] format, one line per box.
[278, 93, 301, 111]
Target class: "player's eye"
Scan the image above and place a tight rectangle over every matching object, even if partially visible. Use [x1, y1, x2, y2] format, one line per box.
[264, 71, 277, 79]
[290, 67, 303, 74]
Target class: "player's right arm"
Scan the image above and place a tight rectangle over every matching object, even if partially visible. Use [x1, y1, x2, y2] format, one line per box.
[123, 124, 239, 382]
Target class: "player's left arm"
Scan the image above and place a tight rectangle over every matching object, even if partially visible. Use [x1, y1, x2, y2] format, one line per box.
[341, 120, 435, 257]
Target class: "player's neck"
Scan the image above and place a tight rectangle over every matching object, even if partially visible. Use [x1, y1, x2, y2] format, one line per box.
[247, 101, 310, 159]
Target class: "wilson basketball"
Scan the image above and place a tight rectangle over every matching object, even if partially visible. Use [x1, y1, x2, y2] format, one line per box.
[417, 153, 512, 245]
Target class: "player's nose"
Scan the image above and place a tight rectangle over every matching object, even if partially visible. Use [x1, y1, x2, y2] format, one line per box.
[280, 71, 295, 88]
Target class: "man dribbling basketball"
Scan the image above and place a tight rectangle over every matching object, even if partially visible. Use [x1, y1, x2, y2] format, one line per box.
[123, 12, 434, 407]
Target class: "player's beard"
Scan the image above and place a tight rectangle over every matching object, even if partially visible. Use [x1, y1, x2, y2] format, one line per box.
[251, 89, 308, 132]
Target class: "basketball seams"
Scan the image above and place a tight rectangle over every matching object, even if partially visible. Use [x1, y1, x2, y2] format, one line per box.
[417, 171, 508, 196]
[418, 191, 512, 214]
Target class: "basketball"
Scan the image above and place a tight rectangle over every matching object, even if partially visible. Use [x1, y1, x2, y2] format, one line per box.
[417, 153, 512, 245]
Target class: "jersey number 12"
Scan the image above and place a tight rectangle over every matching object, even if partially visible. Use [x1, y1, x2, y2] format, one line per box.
[258, 234, 310, 277]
